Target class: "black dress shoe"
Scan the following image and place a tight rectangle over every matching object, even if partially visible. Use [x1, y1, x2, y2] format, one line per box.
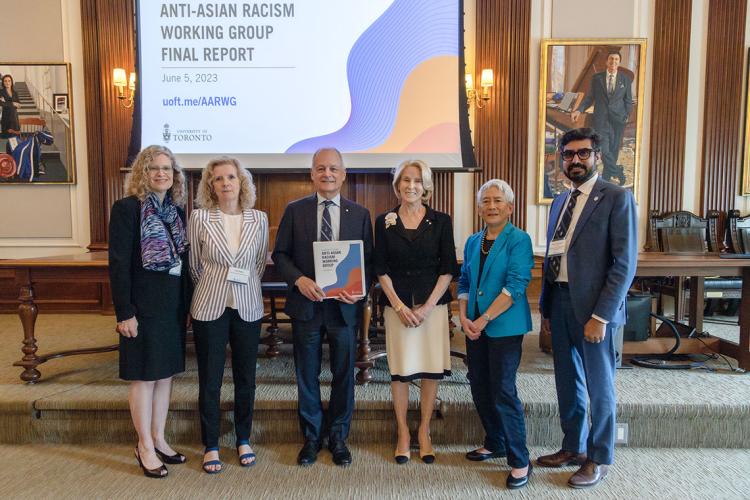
[329, 440, 352, 466]
[465, 448, 507, 462]
[297, 441, 321, 466]
[506, 463, 532, 490]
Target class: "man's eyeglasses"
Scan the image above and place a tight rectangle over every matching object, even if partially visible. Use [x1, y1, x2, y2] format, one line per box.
[560, 148, 597, 161]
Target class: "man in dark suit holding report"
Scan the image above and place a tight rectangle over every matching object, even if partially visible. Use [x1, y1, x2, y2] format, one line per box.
[272, 147, 373, 466]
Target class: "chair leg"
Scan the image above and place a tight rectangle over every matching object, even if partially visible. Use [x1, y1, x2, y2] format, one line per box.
[263, 295, 283, 358]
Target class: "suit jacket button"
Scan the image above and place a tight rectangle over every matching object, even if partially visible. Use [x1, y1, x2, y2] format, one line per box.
[478, 291, 483, 296]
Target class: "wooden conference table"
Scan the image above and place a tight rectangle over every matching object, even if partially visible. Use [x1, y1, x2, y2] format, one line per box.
[0, 252, 378, 383]
[538, 252, 750, 368]
[2, 252, 749, 382]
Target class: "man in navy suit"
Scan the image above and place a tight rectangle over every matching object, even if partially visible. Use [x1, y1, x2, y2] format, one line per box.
[272, 148, 373, 467]
[537, 128, 637, 488]
[571, 51, 633, 185]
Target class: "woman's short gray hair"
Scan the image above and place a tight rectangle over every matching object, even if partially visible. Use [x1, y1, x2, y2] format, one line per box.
[476, 179, 514, 206]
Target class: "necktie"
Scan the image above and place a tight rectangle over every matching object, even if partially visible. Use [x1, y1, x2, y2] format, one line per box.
[608, 74, 615, 95]
[545, 189, 581, 283]
[320, 200, 334, 241]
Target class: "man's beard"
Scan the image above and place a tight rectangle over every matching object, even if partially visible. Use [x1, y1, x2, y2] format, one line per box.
[564, 162, 595, 183]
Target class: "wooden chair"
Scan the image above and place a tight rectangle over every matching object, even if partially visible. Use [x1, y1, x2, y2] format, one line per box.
[725, 210, 750, 254]
[642, 210, 730, 322]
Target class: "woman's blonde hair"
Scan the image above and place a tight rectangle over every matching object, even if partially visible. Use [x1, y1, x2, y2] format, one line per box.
[124, 145, 186, 206]
[391, 159, 434, 202]
[195, 156, 257, 209]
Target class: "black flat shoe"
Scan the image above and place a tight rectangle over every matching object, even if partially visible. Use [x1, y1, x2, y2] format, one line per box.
[394, 448, 410, 464]
[135, 447, 168, 478]
[465, 448, 507, 461]
[506, 464, 532, 490]
[155, 448, 186, 464]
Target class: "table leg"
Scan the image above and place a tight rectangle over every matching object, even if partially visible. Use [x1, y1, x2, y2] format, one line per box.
[13, 270, 41, 383]
[356, 297, 374, 385]
[718, 268, 750, 370]
[689, 276, 704, 333]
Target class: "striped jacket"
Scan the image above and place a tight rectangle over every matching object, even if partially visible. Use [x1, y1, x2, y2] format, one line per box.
[188, 208, 268, 322]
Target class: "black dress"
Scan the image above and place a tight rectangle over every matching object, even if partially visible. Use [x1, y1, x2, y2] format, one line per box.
[108, 195, 190, 381]
[0, 88, 20, 133]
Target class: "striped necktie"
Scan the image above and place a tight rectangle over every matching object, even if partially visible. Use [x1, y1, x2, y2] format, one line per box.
[320, 200, 334, 241]
[545, 189, 581, 283]
[608, 74, 615, 95]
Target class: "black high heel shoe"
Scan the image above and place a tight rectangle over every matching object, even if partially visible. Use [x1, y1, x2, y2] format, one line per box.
[134, 447, 168, 478]
[155, 447, 186, 464]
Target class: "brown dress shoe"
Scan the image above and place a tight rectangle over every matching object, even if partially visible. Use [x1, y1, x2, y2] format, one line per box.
[568, 460, 609, 488]
[536, 450, 587, 468]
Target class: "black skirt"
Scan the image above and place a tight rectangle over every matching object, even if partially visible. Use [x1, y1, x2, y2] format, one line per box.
[119, 281, 187, 381]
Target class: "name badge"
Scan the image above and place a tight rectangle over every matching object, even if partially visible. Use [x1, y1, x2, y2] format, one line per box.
[168, 261, 182, 276]
[548, 239, 566, 257]
[227, 266, 250, 284]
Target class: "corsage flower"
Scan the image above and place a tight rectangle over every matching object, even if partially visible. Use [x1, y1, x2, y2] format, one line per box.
[385, 212, 398, 228]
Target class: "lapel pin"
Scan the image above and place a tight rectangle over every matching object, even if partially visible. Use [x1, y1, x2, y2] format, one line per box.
[594, 196, 599, 201]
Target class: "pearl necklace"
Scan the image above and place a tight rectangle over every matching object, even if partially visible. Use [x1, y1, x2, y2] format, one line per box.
[480, 229, 495, 255]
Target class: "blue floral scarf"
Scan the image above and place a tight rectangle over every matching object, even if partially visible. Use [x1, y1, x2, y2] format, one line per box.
[140, 192, 187, 272]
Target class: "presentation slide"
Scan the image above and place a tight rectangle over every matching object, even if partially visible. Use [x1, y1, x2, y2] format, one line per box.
[137, 0, 468, 170]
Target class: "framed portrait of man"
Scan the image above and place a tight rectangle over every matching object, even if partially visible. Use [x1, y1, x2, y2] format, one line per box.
[537, 39, 647, 204]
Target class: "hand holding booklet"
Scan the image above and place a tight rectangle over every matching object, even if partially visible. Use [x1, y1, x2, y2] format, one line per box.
[313, 240, 366, 299]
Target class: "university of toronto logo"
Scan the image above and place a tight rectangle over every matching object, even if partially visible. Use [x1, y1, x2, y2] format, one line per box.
[163, 124, 171, 143]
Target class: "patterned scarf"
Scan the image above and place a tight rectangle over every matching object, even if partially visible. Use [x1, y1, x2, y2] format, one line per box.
[140, 192, 187, 272]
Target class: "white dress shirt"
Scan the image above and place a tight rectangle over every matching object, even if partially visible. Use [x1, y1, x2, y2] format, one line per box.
[222, 212, 242, 309]
[552, 173, 608, 324]
[316, 193, 341, 241]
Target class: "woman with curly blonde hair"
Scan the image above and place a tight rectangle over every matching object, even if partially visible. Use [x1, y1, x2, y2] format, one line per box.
[188, 156, 268, 473]
[108, 145, 191, 478]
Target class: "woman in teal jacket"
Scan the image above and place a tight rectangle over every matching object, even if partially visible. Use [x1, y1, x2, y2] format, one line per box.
[458, 179, 534, 490]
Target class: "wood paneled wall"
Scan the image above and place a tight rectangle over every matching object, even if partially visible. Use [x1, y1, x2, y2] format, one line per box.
[648, 0, 691, 214]
[700, 0, 747, 216]
[473, 0, 531, 231]
[81, 0, 135, 249]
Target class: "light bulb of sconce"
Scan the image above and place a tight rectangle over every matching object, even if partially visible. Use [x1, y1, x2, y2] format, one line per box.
[465, 73, 474, 92]
[128, 72, 136, 91]
[480, 68, 494, 88]
[113, 68, 127, 87]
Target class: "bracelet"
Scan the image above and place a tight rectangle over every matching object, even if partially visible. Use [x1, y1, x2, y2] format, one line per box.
[482, 312, 492, 322]
[393, 303, 404, 313]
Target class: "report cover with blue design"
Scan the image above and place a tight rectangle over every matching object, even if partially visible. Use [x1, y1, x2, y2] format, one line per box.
[313, 240, 366, 299]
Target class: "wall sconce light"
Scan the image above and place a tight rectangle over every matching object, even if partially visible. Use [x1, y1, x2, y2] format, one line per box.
[465, 68, 494, 109]
[113, 68, 136, 108]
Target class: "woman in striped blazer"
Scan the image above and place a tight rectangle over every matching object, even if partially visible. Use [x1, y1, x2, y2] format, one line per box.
[188, 157, 268, 474]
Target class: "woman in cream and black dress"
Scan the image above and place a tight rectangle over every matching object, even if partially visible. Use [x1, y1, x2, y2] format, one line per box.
[188, 156, 268, 473]
[108, 145, 190, 478]
[373, 159, 459, 464]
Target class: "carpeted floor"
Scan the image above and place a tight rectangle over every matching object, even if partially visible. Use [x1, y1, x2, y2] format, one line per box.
[0, 443, 748, 499]
[0, 313, 748, 448]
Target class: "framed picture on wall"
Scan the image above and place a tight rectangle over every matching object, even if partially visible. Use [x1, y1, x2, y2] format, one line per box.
[537, 39, 647, 204]
[0, 62, 76, 184]
[53, 93, 69, 114]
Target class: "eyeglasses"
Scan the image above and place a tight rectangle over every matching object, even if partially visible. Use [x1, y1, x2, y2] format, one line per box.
[560, 148, 597, 161]
[147, 165, 173, 173]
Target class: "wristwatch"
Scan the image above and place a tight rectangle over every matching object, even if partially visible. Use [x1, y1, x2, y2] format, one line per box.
[482, 312, 492, 322]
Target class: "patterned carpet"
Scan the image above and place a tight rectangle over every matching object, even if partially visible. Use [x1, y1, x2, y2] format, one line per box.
[0, 443, 748, 499]
[0, 313, 748, 448]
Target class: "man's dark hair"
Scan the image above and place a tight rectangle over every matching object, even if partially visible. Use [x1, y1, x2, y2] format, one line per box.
[607, 50, 621, 59]
[560, 127, 601, 151]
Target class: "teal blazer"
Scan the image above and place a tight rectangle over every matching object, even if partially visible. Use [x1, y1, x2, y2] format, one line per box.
[457, 223, 533, 337]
